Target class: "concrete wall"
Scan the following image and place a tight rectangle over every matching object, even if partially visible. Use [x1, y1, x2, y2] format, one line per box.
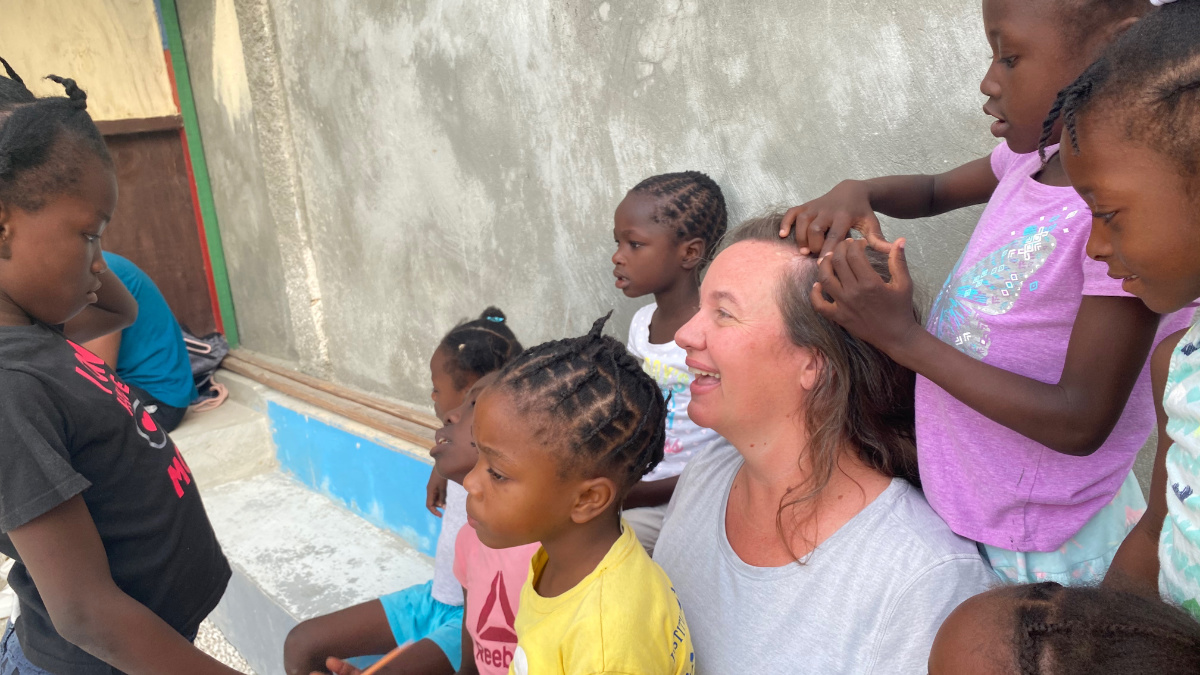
[178, 0, 994, 407]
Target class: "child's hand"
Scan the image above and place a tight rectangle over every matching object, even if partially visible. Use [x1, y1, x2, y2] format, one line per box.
[314, 656, 362, 675]
[425, 471, 447, 517]
[811, 238, 921, 355]
[780, 180, 891, 258]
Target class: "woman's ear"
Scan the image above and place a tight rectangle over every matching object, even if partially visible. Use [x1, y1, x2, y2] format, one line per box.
[570, 476, 618, 524]
[680, 237, 706, 271]
[797, 348, 825, 392]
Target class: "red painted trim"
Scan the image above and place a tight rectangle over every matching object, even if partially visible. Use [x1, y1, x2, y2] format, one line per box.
[163, 49, 224, 334]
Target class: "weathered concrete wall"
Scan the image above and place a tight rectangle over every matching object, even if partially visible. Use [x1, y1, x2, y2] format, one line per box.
[180, 0, 994, 407]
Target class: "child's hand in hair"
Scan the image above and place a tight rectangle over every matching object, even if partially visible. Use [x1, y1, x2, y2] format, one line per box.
[314, 656, 362, 675]
[425, 471, 447, 517]
[780, 180, 891, 258]
[811, 238, 921, 355]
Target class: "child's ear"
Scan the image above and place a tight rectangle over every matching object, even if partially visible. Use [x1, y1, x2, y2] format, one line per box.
[570, 476, 618, 524]
[680, 237, 706, 271]
[0, 200, 12, 260]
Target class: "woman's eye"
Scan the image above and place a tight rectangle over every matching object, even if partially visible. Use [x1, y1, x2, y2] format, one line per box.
[716, 308, 732, 320]
[487, 468, 506, 482]
[84, 233, 101, 243]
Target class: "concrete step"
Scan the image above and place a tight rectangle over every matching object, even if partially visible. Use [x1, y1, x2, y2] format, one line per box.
[202, 471, 434, 675]
[172, 400, 276, 489]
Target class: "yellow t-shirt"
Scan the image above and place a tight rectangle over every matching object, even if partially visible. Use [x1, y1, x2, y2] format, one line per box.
[509, 521, 695, 675]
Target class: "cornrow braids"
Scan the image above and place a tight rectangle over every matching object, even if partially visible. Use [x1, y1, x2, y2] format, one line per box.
[1010, 582, 1200, 675]
[630, 171, 728, 259]
[439, 306, 524, 391]
[1055, 0, 1151, 43]
[490, 312, 666, 496]
[1040, 0, 1200, 179]
[0, 60, 112, 213]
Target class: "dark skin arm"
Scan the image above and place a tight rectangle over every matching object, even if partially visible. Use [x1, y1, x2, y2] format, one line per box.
[81, 331, 121, 369]
[426, 470, 448, 518]
[813, 238, 1161, 456]
[63, 272, 137, 344]
[283, 599, 396, 675]
[285, 597, 453, 675]
[779, 156, 998, 257]
[456, 589, 478, 675]
[8, 496, 242, 675]
[622, 476, 679, 509]
[1104, 329, 1184, 597]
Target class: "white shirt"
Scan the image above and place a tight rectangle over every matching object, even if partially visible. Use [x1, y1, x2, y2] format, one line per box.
[431, 481, 468, 606]
[626, 303, 723, 482]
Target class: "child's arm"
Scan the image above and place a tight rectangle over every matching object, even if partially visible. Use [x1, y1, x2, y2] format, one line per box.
[8, 496, 243, 675]
[63, 273, 137, 344]
[779, 156, 998, 258]
[426, 470, 448, 517]
[1104, 329, 1184, 596]
[81, 331, 121, 369]
[813, 239, 1162, 456]
[456, 589, 478, 675]
[282, 599, 397, 675]
[623, 477, 679, 509]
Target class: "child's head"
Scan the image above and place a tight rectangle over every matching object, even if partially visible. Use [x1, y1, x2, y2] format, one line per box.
[0, 62, 116, 326]
[431, 371, 498, 485]
[1048, 1, 1200, 314]
[429, 307, 523, 418]
[611, 171, 727, 299]
[928, 582, 1200, 675]
[463, 313, 666, 549]
[980, 0, 1148, 154]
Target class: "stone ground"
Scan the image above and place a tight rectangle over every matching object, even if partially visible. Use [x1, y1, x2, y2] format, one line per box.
[195, 620, 257, 674]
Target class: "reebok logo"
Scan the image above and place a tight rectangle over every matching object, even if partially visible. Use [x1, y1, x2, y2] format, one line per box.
[475, 570, 518, 668]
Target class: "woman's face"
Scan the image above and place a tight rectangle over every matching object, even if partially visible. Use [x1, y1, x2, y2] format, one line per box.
[675, 240, 820, 444]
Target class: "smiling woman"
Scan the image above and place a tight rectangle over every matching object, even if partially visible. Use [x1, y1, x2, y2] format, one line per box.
[652, 213, 995, 675]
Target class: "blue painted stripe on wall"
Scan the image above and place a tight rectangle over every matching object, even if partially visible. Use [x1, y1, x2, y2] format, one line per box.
[268, 401, 442, 556]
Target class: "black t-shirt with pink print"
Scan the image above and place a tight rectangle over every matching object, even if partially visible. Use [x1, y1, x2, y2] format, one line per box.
[0, 323, 229, 674]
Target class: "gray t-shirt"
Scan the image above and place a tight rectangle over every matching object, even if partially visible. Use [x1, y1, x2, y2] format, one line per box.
[654, 440, 995, 675]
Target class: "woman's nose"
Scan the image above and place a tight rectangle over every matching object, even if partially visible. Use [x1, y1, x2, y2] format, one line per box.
[675, 313, 702, 350]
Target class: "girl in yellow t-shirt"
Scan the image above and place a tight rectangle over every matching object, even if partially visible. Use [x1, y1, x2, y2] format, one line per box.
[463, 313, 694, 675]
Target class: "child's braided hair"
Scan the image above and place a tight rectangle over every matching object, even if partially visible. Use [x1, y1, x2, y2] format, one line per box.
[0, 57, 112, 213]
[489, 312, 665, 495]
[1039, 0, 1200, 179]
[629, 171, 728, 259]
[1011, 582, 1200, 674]
[1055, 0, 1151, 42]
[439, 307, 524, 391]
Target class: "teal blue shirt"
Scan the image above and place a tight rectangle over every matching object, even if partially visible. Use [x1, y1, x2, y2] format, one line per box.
[105, 253, 197, 408]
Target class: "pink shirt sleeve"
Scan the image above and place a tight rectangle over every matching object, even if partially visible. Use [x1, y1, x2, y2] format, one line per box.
[454, 524, 475, 587]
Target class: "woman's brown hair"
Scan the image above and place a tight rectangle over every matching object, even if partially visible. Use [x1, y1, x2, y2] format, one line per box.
[720, 212, 920, 558]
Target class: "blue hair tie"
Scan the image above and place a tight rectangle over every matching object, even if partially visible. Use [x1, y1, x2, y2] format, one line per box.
[487, 316, 504, 323]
